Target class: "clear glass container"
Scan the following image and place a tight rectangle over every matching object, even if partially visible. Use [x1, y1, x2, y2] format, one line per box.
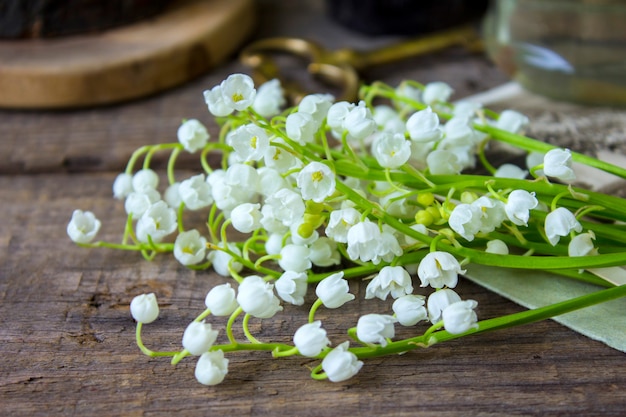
[483, 0, 626, 106]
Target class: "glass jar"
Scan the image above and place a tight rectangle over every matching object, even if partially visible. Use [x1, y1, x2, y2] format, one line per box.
[483, 0, 626, 106]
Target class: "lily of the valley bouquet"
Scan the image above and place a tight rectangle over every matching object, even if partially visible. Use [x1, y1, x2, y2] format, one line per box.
[68, 74, 626, 385]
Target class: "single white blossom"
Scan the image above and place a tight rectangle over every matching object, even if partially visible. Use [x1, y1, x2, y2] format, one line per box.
[182, 321, 219, 356]
[264, 233, 284, 256]
[113, 173, 133, 199]
[486, 239, 509, 255]
[179, 174, 213, 210]
[505, 190, 538, 226]
[322, 341, 363, 382]
[442, 300, 479, 334]
[427, 288, 461, 323]
[326, 101, 355, 133]
[426, 149, 462, 175]
[315, 272, 355, 309]
[418, 251, 465, 289]
[373, 105, 405, 133]
[495, 109, 529, 134]
[453, 100, 482, 119]
[286, 111, 318, 145]
[422, 81, 453, 105]
[264, 145, 299, 173]
[130, 293, 159, 324]
[545, 207, 583, 246]
[346, 219, 382, 263]
[226, 123, 270, 162]
[448, 203, 482, 241]
[296, 161, 336, 203]
[205, 283, 239, 316]
[230, 203, 262, 233]
[356, 314, 397, 347]
[164, 182, 182, 208]
[257, 167, 289, 197]
[308, 237, 341, 267]
[252, 78, 285, 117]
[406, 107, 442, 142]
[173, 229, 207, 265]
[298, 93, 334, 128]
[132, 168, 159, 193]
[262, 188, 305, 228]
[236, 275, 282, 319]
[278, 244, 311, 273]
[543, 148, 576, 181]
[124, 189, 160, 219]
[220, 73, 256, 111]
[177, 119, 209, 153]
[195, 350, 229, 386]
[136, 201, 177, 243]
[568, 231, 597, 257]
[494, 163, 528, 179]
[393, 294, 427, 326]
[203, 85, 234, 117]
[325, 207, 361, 243]
[208, 243, 243, 277]
[371, 132, 411, 168]
[472, 196, 507, 234]
[293, 321, 330, 357]
[365, 266, 414, 300]
[275, 270, 308, 306]
[67, 209, 101, 243]
[344, 101, 376, 140]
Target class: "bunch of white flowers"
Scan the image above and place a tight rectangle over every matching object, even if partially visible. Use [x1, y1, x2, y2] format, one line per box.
[69, 74, 626, 386]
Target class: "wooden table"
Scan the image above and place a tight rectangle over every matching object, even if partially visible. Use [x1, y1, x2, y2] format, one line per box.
[2, 1, 625, 415]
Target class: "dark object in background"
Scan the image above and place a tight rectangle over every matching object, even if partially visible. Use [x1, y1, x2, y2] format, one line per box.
[325, 0, 489, 36]
[0, 0, 174, 38]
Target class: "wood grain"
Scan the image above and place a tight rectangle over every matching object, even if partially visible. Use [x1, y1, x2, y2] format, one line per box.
[1, 1, 625, 415]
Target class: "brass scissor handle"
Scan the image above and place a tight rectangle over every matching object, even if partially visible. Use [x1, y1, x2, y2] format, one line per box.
[240, 25, 482, 104]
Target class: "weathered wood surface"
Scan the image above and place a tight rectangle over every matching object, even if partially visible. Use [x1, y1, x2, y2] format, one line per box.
[2, 1, 626, 416]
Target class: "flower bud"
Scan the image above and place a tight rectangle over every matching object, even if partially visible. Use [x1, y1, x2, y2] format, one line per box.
[195, 350, 229, 386]
[293, 321, 330, 357]
[356, 314, 397, 347]
[315, 272, 354, 309]
[321, 341, 363, 382]
[130, 293, 159, 324]
[205, 283, 239, 316]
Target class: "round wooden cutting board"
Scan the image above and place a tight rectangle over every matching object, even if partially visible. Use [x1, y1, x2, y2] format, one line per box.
[0, 0, 255, 109]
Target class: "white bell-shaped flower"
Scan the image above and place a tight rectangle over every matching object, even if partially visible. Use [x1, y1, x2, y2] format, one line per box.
[230, 203, 262, 233]
[486, 239, 509, 255]
[543, 148, 576, 181]
[325, 207, 361, 243]
[203, 85, 234, 117]
[427, 288, 461, 323]
[343, 101, 376, 140]
[195, 350, 229, 386]
[220, 73, 256, 111]
[252, 78, 285, 117]
[298, 93, 334, 128]
[264, 233, 284, 256]
[236, 275, 283, 319]
[422, 81, 453, 105]
[67, 209, 101, 244]
[442, 300, 479, 334]
[426, 149, 462, 175]
[393, 294, 427, 326]
[173, 229, 207, 266]
[448, 203, 482, 241]
[179, 174, 213, 210]
[124, 189, 161, 220]
[275, 270, 308, 306]
[406, 107, 442, 142]
[505, 190, 538, 226]
[356, 314, 397, 347]
[315, 272, 355, 309]
[472, 196, 506, 234]
[321, 341, 363, 382]
[365, 266, 413, 301]
[136, 201, 177, 243]
[417, 251, 465, 289]
[257, 167, 289, 197]
[545, 207, 583, 246]
[371, 132, 411, 169]
[278, 244, 311, 273]
[208, 243, 243, 277]
[494, 163, 528, 179]
[263, 188, 305, 228]
[182, 321, 219, 356]
[373, 105, 405, 133]
[113, 173, 133, 199]
[495, 109, 529, 134]
[452, 100, 482, 119]
[326, 101, 355, 133]
[264, 145, 299, 173]
[293, 320, 330, 357]
[132, 168, 159, 193]
[130, 293, 159, 324]
[346, 219, 381, 263]
[177, 119, 209, 153]
[205, 283, 239, 316]
[286, 111, 318, 145]
[374, 228, 403, 264]
[568, 231, 597, 257]
[308, 237, 341, 267]
[296, 161, 336, 203]
[226, 123, 270, 162]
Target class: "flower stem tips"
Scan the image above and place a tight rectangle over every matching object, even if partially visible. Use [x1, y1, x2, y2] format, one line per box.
[70, 74, 626, 385]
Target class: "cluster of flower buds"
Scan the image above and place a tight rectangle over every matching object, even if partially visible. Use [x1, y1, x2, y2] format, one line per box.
[69, 74, 626, 386]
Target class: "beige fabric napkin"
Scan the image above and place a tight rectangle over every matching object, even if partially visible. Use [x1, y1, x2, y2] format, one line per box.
[460, 82, 626, 352]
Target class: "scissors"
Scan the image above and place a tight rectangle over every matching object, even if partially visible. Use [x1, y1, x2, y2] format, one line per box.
[240, 24, 483, 104]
